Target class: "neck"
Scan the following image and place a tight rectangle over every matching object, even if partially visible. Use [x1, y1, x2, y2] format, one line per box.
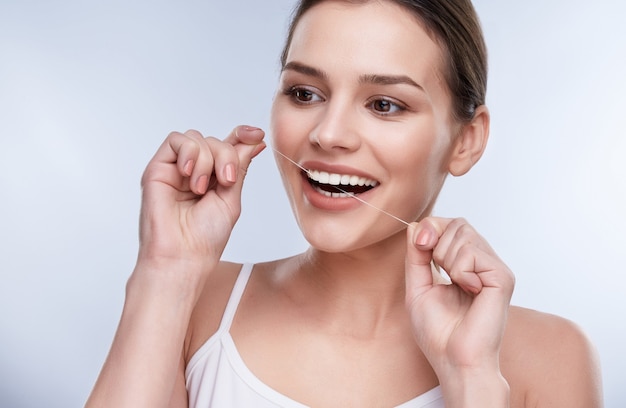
[293, 229, 410, 338]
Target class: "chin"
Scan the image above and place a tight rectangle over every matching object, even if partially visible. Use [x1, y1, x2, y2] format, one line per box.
[297, 215, 407, 255]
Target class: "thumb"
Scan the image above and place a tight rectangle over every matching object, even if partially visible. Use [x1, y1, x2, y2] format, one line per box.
[405, 222, 436, 299]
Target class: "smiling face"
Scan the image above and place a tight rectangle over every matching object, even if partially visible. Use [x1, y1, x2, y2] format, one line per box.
[270, 0, 472, 252]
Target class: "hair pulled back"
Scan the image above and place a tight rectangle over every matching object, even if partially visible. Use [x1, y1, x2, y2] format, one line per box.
[280, 0, 488, 123]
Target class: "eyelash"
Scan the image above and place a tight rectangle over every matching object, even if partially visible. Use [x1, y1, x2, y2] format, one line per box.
[283, 86, 324, 105]
[366, 97, 407, 116]
[282, 86, 408, 116]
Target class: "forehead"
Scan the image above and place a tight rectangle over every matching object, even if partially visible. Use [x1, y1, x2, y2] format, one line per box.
[286, 1, 445, 85]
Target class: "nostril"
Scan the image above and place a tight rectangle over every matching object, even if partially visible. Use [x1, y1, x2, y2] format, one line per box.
[308, 119, 361, 152]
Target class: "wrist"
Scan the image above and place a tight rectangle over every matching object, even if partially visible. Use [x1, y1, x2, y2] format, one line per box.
[121, 259, 212, 344]
[440, 367, 510, 408]
[128, 256, 215, 304]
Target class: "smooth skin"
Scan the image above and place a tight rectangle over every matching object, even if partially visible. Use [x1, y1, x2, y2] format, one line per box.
[86, 1, 602, 407]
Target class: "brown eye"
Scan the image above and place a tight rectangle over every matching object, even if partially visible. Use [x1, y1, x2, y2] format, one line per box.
[368, 97, 405, 115]
[283, 86, 323, 105]
[374, 99, 392, 112]
[295, 89, 314, 102]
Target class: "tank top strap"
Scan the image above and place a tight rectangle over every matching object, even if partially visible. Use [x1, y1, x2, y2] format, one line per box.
[216, 263, 253, 333]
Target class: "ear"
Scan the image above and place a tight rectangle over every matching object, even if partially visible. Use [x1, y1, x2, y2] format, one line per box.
[448, 105, 490, 176]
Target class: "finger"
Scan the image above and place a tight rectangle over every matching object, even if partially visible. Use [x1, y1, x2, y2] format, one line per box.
[405, 223, 439, 300]
[202, 136, 239, 188]
[410, 217, 463, 287]
[432, 219, 497, 289]
[219, 125, 266, 194]
[445, 242, 485, 295]
[178, 130, 242, 196]
[141, 131, 202, 190]
[207, 125, 266, 187]
[229, 126, 267, 167]
[183, 128, 261, 195]
[412, 216, 454, 250]
[452, 244, 514, 293]
[428, 218, 485, 293]
[438, 219, 494, 264]
[223, 125, 266, 148]
[434, 218, 473, 273]
[167, 131, 214, 195]
[450, 246, 515, 349]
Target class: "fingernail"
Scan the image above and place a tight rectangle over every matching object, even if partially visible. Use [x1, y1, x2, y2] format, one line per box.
[416, 229, 431, 246]
[184, 160, 194, 176]
[224, 163, 236, 183]
[251, 142, 267, 158]
[243, 125, 262, 132]
[196, 175, 209, 194]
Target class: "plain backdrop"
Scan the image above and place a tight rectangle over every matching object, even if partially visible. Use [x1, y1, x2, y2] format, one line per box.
[1, 0, 624, 406]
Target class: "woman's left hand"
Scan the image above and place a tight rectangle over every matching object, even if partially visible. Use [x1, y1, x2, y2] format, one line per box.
[405, 217, 514, 403]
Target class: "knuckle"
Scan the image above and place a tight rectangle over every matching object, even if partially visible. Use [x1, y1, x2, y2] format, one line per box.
[184, 129, 204, 139]
[451, 216, 468, 227]
[455, 220, 473, 236]
[183, 139, 202, 157]
[206, 137, 237, 157]
[202, 136, 223, 151]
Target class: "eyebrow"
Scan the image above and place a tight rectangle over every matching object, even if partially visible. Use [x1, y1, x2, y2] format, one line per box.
[282, 61, 328, 80]
[282, 61, 424, 92]
[359, 74, 424, 92]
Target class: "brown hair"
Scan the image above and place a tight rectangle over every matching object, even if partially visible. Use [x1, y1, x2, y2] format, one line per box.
[280, 0, 488, 123]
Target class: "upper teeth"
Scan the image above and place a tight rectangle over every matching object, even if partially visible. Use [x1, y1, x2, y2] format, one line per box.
[307, 170, 378, 187]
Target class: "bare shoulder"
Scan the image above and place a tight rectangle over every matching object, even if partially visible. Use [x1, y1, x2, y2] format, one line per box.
[184, 261, 244, 363]
[502, 306, 603, 407]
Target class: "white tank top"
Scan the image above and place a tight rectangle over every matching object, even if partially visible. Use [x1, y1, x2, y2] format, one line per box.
[185, 263, 444, 407]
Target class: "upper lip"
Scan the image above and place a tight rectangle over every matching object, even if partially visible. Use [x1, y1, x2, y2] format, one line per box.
[300, 160, 380, 187]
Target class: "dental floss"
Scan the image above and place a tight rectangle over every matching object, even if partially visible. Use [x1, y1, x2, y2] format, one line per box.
[272, 147, 446, 278]
[271, 147, 412, 227]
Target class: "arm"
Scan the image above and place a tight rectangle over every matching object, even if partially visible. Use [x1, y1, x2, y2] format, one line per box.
[85, 260, 199, 408]
[85, 126, 265, 407]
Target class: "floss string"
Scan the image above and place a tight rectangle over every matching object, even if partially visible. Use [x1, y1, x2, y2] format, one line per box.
[272, 147, 411, 227]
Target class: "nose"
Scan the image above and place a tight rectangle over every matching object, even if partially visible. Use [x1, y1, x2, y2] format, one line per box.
[308, 98, 361, 152]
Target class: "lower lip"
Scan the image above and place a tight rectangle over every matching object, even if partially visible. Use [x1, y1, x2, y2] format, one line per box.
[301, 173, 373, 211]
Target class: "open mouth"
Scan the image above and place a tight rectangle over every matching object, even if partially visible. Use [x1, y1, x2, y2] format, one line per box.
[305, 169, 379, 198]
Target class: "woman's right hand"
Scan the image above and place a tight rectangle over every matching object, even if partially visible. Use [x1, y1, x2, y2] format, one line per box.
[137, 125, 266, 274]
[86, 126, 265, 408]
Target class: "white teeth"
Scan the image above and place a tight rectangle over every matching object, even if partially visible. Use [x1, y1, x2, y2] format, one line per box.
[318, 171, 330, 184]
[314, 187, 351, 198]
[307, 169, 378, 188]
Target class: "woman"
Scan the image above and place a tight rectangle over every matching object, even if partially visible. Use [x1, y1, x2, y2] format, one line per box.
[86, 0, 602, 406]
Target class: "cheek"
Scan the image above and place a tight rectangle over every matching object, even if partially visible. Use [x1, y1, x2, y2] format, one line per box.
[381, 122, 446, 176]
[394, 149, 440, 199]
[382, 125, 451, 212]
[269, 99, 299, 153]
[269, 101, 304, 195]
[269, 99, 282, 147]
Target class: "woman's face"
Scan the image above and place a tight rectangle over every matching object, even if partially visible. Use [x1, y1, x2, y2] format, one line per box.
[270, 0, 460, 252]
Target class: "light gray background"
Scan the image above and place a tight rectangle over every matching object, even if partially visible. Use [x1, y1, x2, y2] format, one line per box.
[1, 1, 624, 406]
